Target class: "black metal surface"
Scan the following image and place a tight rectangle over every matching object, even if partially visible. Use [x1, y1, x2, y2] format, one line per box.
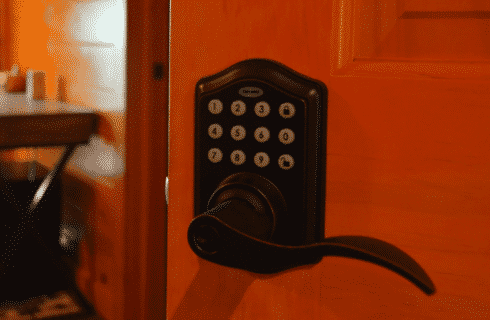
[194, 58, 327, 246]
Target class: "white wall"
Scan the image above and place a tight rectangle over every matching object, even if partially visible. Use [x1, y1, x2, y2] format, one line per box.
[44, 0, 126, 178]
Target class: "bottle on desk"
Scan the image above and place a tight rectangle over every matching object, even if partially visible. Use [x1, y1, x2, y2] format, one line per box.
[26, 69, 46, 100]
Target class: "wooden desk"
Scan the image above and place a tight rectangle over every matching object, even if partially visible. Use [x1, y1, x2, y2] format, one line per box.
[0, 89, 98, 149]
[0, 89, 100, 313]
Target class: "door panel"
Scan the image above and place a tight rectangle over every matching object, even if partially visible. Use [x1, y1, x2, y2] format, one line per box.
[168, 0, 490, 318]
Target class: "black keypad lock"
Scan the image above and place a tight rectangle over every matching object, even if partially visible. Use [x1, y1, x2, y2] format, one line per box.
[194, 59, 326, 246]
[189, 59, 435, 295]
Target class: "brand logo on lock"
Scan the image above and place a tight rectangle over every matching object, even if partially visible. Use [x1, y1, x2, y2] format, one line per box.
[239, 87, 263, 97]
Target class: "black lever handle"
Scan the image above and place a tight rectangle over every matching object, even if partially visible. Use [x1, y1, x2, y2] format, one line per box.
[188, 200, 435, 295]
[188, 173, 435, 295]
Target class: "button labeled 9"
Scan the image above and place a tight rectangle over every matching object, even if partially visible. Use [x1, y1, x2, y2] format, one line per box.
[254, 152, 270, 168]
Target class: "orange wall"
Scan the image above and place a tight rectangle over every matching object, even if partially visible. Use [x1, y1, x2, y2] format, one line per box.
[10, 0, 58, 98]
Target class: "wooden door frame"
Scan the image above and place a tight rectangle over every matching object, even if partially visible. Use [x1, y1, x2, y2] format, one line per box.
[124, 0, 169, 319]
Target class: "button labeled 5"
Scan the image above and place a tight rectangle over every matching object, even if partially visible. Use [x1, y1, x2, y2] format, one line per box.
[231, 125, 246, 141]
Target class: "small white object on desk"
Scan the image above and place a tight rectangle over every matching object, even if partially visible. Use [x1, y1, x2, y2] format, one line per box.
[26, 69, 46, 100]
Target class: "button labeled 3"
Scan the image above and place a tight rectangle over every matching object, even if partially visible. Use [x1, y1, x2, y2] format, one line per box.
[255, 101, 270, 117]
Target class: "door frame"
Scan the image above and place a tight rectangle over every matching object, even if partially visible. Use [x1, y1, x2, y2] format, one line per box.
[123, 0, 169, 319]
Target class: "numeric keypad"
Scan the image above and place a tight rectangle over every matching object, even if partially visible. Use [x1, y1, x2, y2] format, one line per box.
[206, 99, 298, 170]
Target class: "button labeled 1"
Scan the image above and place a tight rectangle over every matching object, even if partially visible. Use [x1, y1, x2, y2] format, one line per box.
[208, 99, 223, 114]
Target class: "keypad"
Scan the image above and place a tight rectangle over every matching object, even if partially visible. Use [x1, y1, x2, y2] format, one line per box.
[195, 60, 326, 246]
[205, 97, 299, 170]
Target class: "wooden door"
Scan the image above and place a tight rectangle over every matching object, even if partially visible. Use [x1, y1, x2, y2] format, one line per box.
[167, 0, 490, 318]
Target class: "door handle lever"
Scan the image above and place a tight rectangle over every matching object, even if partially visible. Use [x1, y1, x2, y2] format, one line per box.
[188, 173, 435, 295]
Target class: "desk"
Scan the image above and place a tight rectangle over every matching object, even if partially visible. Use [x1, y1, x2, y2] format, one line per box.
[0, 90, 98, 149]
[0, 89, 99, 313]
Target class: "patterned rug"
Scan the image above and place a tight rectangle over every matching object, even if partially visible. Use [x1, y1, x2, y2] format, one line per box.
[0, 289, 95, 319]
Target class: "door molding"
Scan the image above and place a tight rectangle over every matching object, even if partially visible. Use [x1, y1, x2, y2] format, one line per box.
[124, 0, 169, 319]
[331, 0, 490, 79]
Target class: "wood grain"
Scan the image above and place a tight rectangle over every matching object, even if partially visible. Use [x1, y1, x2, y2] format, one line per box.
[168, 0, 490, 319]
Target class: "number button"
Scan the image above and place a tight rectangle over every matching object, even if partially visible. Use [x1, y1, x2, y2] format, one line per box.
[231, 125, 246, 141]
[254, 127, 270, 143]
[230, 150, 246, 165]
[208, 123, 223, 139]
[254, 101, 270, 117]
[208, 99, 223, 114]
[279, 102, 295, 118]
[254, 152, 270, 168]
[278, 128, 295, 144]
[231, 100, 246, 116]
[278, 154, 294, 170]
[208, 148, 223, 163]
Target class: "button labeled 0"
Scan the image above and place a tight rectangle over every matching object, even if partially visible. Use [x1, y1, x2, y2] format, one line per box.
[278, 128, 295, 144]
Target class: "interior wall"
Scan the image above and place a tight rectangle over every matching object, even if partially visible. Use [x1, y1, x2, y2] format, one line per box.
[4, 1, 127, 319]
